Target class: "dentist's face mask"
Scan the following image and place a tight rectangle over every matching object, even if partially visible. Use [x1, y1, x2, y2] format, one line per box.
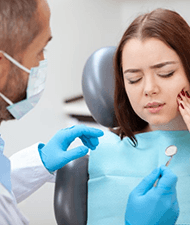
[0, 51, 47, 119]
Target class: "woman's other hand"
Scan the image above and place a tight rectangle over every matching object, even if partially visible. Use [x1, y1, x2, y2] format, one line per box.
[177, 89, 190, 131]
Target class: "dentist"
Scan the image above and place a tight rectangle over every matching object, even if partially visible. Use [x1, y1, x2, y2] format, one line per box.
[0, 0, 103, 224]
[0, 0, 179, 224]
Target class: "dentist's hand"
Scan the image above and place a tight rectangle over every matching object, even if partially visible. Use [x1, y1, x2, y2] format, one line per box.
[125, 166, 179, 225]
[177, 89, 190, 131]
[38, 125, 104, 173]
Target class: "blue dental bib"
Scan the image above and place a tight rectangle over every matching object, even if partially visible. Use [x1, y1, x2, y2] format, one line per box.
[87, 130, 190, 225]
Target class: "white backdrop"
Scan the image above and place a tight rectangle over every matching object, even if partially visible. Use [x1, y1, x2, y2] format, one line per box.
[0, 0, 189, 224]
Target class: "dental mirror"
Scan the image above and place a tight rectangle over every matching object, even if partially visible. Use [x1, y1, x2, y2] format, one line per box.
[165, 145, 177, 166]
[154, 145, 177, 187]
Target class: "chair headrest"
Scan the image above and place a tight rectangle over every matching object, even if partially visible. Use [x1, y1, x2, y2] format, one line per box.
[82, 46, 117, 127]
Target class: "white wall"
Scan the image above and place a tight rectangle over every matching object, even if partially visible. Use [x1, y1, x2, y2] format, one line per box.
[120, 0, 190, 32]
[48, 0, 124, 99]
[0, 0, 190, 224]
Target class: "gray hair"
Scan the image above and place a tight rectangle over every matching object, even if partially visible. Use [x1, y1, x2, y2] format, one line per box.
[0, 0, 42, 56]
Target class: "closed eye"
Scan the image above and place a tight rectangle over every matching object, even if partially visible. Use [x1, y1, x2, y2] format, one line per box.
[158, 71, 175, 77]
[128, 71, 175, 84]
[128, 78, 142, 84]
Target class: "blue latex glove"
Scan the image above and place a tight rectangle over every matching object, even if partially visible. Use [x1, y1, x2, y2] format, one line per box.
[125, 165, 179, 225]
[38, 125, 104, 173]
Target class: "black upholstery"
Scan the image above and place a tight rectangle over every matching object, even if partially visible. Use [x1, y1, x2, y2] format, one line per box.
[54, 155, 89, 225]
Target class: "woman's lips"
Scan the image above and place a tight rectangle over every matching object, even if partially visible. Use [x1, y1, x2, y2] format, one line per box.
[146, 104, 165, 113]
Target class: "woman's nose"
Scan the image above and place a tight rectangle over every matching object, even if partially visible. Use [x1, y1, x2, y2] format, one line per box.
[143, 75, 159, 96]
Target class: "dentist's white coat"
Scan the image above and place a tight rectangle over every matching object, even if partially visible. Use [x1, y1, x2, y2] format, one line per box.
[0, 143, 56, 224]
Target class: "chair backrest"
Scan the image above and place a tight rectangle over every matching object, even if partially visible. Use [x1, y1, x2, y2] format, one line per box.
[54, 46, 116, 225]
[54, 155, 89, 225]
[82, 46, 117, 127]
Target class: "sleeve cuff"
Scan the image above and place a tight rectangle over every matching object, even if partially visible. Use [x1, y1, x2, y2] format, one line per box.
[10, 143, 56, 203]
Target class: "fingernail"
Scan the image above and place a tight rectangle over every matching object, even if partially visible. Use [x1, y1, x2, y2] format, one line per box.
[180, 103, 184, 109]
[181, 89, 185, 96]
[177, 94, 182, 100]
[186, 91, 190, 98]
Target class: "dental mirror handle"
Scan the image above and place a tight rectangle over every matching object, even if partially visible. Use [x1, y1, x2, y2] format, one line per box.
[165, 156, 173, 167]
[153, 156, 173, 187]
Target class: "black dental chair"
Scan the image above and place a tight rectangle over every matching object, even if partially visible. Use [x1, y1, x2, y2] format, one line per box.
[54, 46, 117, 225]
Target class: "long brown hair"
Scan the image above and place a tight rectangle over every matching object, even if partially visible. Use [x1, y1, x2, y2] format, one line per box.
[114, 8, 190, 147]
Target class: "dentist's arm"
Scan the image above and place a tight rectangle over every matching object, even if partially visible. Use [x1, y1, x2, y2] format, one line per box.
[38, 124, 104, 173]
[10, 125, 103, 203]
[125, 166, 179, 225]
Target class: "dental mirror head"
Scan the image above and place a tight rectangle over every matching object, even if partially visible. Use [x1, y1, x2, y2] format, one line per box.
[154, 145, 178, 186]
[165, 145, 177, 157]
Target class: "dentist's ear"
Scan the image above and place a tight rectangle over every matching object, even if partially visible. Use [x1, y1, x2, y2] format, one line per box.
[0, 52, 12, 86]
[0, 51, 11, 66]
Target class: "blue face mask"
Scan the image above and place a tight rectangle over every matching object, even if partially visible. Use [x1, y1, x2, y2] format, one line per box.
[0, 51, 48, 119]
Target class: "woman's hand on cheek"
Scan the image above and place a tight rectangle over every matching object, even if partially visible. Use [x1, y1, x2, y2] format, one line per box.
[177, 89, 190, 131]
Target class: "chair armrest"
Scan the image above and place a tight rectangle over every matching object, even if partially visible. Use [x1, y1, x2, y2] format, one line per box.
[54, 155, 89, 225]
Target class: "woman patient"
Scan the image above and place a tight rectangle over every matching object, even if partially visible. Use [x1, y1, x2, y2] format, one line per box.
[87, 8, 190, 225]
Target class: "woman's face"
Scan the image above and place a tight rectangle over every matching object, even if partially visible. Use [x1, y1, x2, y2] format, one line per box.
[122, 38, 190, 127]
